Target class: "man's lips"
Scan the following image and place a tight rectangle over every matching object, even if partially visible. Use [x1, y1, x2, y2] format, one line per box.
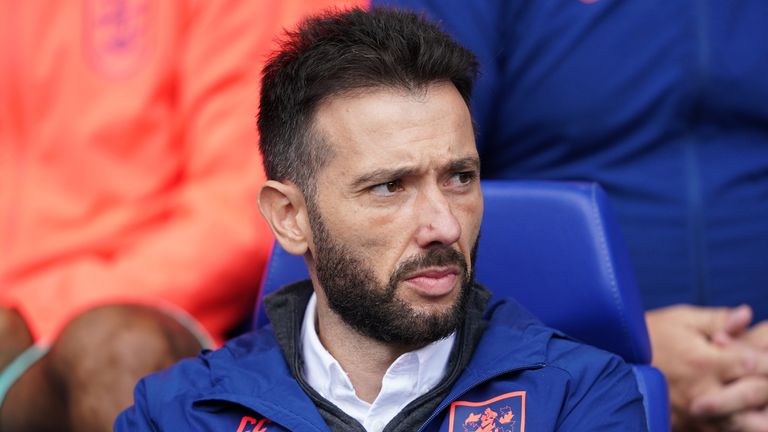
[402, 266, 461, 297]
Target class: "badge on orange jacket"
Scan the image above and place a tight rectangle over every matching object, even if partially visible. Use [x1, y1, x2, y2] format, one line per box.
[84, 0, 150, 78]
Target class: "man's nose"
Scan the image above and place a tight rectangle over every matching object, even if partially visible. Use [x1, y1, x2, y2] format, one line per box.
[414, 187, 461, 248]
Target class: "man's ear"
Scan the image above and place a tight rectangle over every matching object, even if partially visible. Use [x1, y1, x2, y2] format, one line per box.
[258, 180, 311, 256]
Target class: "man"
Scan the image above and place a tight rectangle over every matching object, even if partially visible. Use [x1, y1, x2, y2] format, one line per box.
[116, 8, 647, 431]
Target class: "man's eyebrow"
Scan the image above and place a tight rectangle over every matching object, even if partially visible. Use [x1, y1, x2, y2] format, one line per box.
[350, 166, 420, 190]
[447, 156, 481, 173]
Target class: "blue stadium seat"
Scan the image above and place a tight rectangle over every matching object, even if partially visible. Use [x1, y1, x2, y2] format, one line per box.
[254, 180, 669, 431]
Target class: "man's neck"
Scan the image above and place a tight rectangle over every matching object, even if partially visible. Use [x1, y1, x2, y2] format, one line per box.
[314, 294, 420, 403]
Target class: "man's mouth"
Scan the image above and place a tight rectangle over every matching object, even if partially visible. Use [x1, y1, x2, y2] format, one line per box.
[402, 266, 461, 297]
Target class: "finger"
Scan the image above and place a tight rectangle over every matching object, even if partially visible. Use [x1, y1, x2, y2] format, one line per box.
[714, 330, 736, 347]
[713, 340, 768, 381]
[683, 305, 752, 338]
[713, 344, 767, 381]
[729, 408, 768, 432]
[691, 376, 768, 418]
[724, 305, 754, 337]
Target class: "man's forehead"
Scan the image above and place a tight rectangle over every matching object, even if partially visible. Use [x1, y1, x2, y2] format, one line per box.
[311, 83, 476, 171]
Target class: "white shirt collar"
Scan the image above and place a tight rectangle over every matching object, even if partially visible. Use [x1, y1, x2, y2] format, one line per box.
[300, 293, 455, 432]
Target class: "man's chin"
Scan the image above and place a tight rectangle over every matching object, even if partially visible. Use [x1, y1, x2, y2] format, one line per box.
[341, 282, 469, 346]
[394, 287, 464, 320]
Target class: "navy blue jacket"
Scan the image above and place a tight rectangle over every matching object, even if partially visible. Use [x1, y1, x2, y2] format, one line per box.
[116, 284, 646, 431]
[381, 0, 768, 319]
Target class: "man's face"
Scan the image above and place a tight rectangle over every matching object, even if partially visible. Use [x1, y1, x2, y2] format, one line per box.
[307, 83, 483, 346]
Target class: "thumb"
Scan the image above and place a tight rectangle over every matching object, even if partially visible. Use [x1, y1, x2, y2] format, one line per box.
[723, 304, 753, 337]
[712, 305, 754, 347]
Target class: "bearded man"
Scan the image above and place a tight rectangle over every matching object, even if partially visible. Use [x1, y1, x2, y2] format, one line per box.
[116, 7, 647, 431]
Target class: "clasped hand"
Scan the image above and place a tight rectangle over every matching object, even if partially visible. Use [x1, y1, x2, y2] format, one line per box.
[648, 305, 768, 431]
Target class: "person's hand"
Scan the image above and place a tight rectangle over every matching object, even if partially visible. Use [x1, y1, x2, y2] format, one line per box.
[0, 306, 33, 369]
[646, 304, 768, 430]
[685, 319, 768, 431]
[689, 375, 768, 431]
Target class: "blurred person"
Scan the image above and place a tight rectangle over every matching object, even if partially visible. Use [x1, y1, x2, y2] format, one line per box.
[116, 8, 647, 431]
[0, 1, 353, 431]
[381, 0, 768, 430]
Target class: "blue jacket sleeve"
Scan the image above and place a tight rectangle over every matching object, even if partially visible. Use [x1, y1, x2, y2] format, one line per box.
[556, 354, 648, 431]
[114, 379, 158, 432]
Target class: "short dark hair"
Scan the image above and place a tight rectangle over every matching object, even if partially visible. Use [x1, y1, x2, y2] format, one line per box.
[257, 7, 479, 194]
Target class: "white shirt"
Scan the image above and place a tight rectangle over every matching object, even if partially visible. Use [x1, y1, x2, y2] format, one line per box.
[300, 293, 455, 432]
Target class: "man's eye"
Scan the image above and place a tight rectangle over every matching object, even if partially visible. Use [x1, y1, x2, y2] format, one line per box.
[370, 180, 403, 196]
[449, 171, 476, 186]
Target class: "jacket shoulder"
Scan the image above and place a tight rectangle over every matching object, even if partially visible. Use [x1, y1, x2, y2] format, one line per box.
[115, 329, 289, 430]
[479, 298, 647, 430]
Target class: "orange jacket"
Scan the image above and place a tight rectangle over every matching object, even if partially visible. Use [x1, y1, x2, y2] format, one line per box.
[0, 0, 354, 343]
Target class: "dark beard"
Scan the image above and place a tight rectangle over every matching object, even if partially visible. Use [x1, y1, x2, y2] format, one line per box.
[309, 209, 477, 346]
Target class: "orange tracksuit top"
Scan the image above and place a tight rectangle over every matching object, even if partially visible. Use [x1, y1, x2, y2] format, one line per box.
[0, 0, 358, 343]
